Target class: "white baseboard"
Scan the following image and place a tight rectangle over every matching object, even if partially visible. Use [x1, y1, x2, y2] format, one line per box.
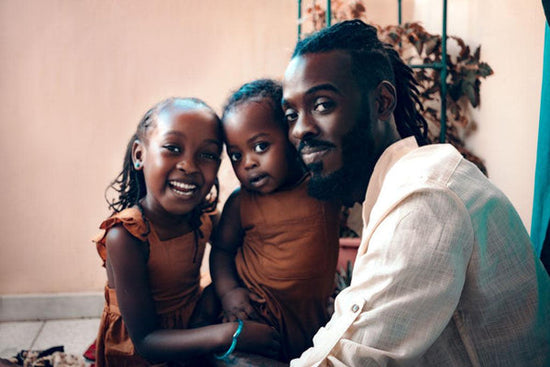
[0, 292, 103, 321]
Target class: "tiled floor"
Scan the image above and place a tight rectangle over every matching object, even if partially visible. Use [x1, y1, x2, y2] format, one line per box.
[0, 318, 100, 363]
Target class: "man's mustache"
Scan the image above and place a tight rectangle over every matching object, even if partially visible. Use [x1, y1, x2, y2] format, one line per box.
[296, 139, 336, 154]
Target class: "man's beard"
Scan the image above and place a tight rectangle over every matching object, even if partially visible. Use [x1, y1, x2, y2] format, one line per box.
[306, 120, 372, 205]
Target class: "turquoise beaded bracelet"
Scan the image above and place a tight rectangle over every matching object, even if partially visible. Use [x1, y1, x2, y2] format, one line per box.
[215, 319, 243, 361]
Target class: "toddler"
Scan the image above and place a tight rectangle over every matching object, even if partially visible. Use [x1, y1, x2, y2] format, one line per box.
[210, 80, 341, 361]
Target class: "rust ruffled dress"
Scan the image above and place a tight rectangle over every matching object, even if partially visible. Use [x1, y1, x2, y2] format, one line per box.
[94, 207, 212, 367]
[235, 176, 340, 361]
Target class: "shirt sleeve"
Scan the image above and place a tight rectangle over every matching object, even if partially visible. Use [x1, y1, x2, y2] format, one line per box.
[291, 188, 474, 367]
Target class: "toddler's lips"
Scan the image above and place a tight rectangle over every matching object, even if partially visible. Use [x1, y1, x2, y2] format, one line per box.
[248, 174, 269, 189]
[169, 180, 198, 198]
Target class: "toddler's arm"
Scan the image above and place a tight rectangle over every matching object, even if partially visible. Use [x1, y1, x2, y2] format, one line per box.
[210, 189, 263, 321]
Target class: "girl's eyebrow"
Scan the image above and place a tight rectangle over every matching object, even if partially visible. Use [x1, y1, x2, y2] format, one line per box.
[204, 139, 222, 148]
[164, 130, 185, 138]
[164, 131, 221, 148]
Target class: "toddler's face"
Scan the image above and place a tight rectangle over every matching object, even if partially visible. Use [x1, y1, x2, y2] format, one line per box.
[223, 100, 294, 194]
[136, 108, 222, 216]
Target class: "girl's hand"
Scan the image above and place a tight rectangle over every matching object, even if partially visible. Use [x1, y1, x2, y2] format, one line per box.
[221, 287, 264, 322]
[237, 320, 281, 359]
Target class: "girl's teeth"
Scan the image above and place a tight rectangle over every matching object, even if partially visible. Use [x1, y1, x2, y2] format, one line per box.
[170, 181, 197, 190]
[169, 181, 198, 197]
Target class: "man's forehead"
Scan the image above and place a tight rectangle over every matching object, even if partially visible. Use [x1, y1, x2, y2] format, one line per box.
[283, 50, 356, 97]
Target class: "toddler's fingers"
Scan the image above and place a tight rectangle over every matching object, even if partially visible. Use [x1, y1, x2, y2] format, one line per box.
[242, 304, 261, 321]
[237, 310, 250, 320]
[224, 311, 237, 322]
[248, 292, 266, 304]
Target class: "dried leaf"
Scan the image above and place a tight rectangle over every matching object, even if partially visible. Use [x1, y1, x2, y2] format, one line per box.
[424, 36, 440, 55]
[473, 45, 481, 61]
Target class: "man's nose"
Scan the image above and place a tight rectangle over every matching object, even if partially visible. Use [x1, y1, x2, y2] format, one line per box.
[290, 113, 319, 142]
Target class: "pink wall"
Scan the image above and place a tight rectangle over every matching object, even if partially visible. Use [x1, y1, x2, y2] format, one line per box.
[0, 0, 297, 293]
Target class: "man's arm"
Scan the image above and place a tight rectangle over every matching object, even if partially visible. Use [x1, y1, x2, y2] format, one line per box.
[292, 188, 474, 366]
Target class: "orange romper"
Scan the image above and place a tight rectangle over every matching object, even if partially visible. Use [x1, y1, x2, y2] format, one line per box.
[235, 176, 340, 361]
[94, 207, 212, 367]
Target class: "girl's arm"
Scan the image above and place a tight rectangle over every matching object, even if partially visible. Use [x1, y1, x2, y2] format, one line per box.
[106, 224, 279, 362]
[210, 189, 262, 321]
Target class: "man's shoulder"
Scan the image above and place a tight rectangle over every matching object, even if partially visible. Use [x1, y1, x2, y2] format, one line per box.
[386, 143, 465, 189]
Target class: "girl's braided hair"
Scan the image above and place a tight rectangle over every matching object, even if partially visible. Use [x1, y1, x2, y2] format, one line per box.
[292, 19, 428, 145]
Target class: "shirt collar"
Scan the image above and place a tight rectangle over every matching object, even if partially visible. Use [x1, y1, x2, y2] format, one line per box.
[362, 136, 419, 226]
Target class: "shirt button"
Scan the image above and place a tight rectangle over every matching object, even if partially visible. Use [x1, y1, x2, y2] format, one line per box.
[351, 304, 360, 312]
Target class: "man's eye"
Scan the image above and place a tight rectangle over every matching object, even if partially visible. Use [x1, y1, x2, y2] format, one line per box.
[229, 152, 242, 162]
[254, 142, 269, 153]
[164, 145, 181, 153]
[284, 109, 298, 124]
[314, 99, 334, 113]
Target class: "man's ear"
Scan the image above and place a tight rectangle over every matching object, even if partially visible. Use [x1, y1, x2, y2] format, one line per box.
[132, 139, 145, 170]
[374, 81, 397, 121]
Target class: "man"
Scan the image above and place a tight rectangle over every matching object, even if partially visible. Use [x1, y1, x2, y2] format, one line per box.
[282, 20, 550, 366]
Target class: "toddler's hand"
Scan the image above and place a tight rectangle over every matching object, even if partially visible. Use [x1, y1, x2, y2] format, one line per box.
[237, 320, 281, 360]
[221, 287, 264, 322]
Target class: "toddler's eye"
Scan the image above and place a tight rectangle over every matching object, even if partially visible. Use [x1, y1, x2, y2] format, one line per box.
[284, 109, 298, 124]
[229, 152, 242, 162]
[254, 142, 269, 153]
[164, 145, 181, 154]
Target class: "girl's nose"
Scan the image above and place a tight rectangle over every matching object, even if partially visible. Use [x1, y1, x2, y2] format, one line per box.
[176, 158, 198, 173]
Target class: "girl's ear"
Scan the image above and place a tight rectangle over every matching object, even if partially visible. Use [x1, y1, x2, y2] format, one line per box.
[132, 139, 145, 170]
[374, 81, 397, 121]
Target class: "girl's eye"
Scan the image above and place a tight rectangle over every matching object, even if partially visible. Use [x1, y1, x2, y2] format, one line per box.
[253, 142, 269, 153]
[314, 99, 334, 113]
[199, 152, 221, 162]
[284, 109, 298, 124]
[229, 152, 242, 162]
[164, 145, 181, 154]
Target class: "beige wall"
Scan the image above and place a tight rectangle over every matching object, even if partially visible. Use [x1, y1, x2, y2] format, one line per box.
[409, 0, 546, 242]
[0, 0, 545, 294]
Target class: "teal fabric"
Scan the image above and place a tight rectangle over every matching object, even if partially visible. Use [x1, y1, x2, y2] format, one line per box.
[531, 23, 550, 256]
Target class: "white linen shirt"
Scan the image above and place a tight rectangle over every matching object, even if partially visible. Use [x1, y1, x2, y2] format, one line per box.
[291, 137, 550, 367]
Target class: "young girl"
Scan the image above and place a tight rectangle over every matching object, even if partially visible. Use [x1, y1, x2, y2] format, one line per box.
[94, 97, 280, 367]
[210, 80, 341, 362]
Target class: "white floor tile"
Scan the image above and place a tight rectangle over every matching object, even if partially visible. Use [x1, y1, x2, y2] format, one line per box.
[0, 321, 44, 359]
[31, 318, 99, 357]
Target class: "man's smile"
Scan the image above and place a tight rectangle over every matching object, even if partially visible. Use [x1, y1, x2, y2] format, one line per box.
[297, 140, 336, 165]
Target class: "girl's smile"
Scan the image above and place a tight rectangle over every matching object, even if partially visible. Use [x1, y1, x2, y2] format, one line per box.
[168, 179, 200, 198]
